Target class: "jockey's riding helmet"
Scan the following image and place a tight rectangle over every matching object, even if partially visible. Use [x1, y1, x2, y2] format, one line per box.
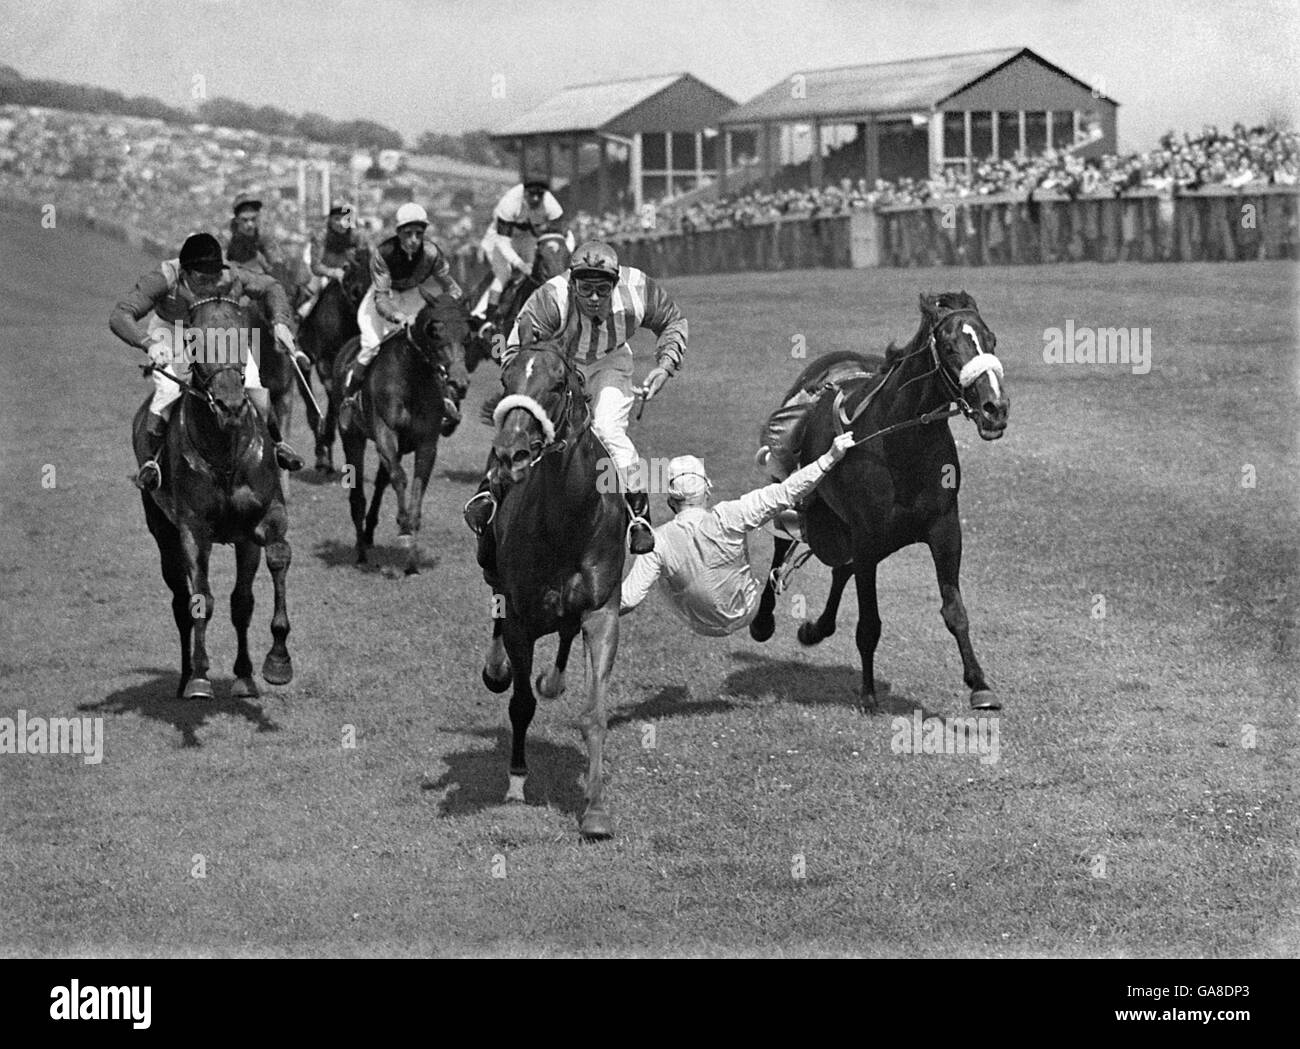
[666, 455, 712, 501]
[522, 171, 550, 193]
[179, 233, 224, 275]
[328, 200, 354, 217]
[394, 202, 429, 230]
[232, 192, 262, 215]
[569, 241, 619, 282]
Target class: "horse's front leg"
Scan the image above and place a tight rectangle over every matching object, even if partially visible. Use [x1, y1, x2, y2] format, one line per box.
[372, 422, 409, 558]
[798, 562, 854, 646]
[401, 435, 438, 576]
[749, 536, 793, 642]
[852, 558, 882, 713]
[230, 539, 261, 699]
[178, 521, 215, 700]
[536, 623, 576, 700]
[578, 600, 618, 840]
[261, 499, 294, 685]
[927, 512, 998, 710]
[503, 618, 535, 804]
[482, 614, 512, 693]
[341, 428, 369, 564]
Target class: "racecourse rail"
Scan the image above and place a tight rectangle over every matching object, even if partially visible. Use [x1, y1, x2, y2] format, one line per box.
[608, 187, 1300, 275]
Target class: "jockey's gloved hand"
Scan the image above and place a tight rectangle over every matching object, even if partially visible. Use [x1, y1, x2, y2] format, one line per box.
[329, 268, 346, 281]
[824, 432, 857, 466]
[638, 366, 672, 401]
[142, 330, 172, 367]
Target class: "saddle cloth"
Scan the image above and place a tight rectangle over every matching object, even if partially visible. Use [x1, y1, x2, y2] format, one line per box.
[758, 356, 879, 481]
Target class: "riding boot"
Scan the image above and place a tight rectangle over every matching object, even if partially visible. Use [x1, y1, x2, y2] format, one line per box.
[136, 411, 168, 491]
[626, 489, 655, 555]
[249, 390, 304, 471]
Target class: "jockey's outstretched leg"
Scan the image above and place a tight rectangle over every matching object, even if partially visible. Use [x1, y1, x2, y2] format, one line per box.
[246, 344, 304, 471]
[586, 345, 653, 554]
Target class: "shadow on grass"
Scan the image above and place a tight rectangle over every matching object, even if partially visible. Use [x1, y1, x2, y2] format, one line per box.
[441, 468, 483, 486]
[79, 667, 279, 748]
[609, 685, 735, 728]
[310, 537, 440, 576]
[722, 650, 940, 717]
[425, 727, 587, 818]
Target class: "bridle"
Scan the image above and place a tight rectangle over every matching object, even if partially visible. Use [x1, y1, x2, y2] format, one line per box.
[176, 295, 250, 416]
[837, 307, 1003, 445]
[502, 346, 590, 467]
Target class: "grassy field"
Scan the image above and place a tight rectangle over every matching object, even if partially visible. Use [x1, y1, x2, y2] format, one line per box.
[1, 214, 1296, 956]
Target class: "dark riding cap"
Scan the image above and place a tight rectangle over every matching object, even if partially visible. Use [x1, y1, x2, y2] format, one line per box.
[179, 233, 224, 275]
[522, 171, 550, 193]
[232, 192, 263, 215]
[569, 241, 619, 281]
[328, 200, 354, 217]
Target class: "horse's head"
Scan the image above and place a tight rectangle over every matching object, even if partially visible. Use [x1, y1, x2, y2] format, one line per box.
[188, 295, 254, 430]
[921, 291, 1010, 441]
[533, 233, 571, 282]
[491, 335, 585, 484]
[341, 246, 372, 308]
[409, 294, 471, 400]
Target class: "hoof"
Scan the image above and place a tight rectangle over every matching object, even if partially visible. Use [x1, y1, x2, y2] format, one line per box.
[796, 621, 825, 646]
[404, 562, 420, 576]
[355, 548, 367, 566]
[262, 652, 293, 686]
[231, 676, 259, 700]
[970, 689, 1001, 711]
[579, 808, 613, 841]
[856, 692, 881, 715]
[505, 774, 526, 803]
[182, 677, 213, 701]
[749, 613, 775, 643]
[535, 672, 565, 701]
[482, 664, 511, 693]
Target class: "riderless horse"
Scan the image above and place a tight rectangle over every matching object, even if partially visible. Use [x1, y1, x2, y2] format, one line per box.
[480, 330, 626, 839]
[133, 294, 295, 700]
[332, 295, 471, 575]
[750, 292, 1009, 712]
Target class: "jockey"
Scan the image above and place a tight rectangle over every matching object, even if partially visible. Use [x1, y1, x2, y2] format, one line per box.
[473, 172, 566, 323]
[463, 240, 686, 557]
[221, 192, 285, 276]
[297, 200, 366, 319]
[110, 232, 307, 490]
[620, 434, 855, 634]
[342, 202, 464, 407]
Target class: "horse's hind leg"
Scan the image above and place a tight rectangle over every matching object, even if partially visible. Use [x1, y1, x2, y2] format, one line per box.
[798, 563, 854, 646]
[503, 621, 535, 804]
[578, 601, 618, 840]
[364, 460, 389, 551]
[230, 540, 261, 700]
[851, 559, 882, 713]
[927, 514, 998, 710]
[372, 425, 411, 555]
[146, 497, 193, 698]
[342, 429, 369, 563]
[749, 536, 793, 642]
[261, 502, 294, 685]
[178, 524, 215, 700]
[536, 623, 576, 700]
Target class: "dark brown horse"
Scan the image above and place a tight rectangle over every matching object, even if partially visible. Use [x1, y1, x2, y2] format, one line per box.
[480, 336, 626, 839]
[751, 292, 1009, 712]
[133, 295, 294, 700]
[333, 295, 471, 575]
[298, 247, 370, 474]
[465, 232, 571, 373]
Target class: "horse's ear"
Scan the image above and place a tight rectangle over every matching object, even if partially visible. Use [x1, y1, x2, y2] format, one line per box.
[918, 292, 937, 317]
[519, 315, 534, 347]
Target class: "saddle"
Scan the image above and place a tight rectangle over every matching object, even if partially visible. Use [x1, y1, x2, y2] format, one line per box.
[757, 357, 879, 482]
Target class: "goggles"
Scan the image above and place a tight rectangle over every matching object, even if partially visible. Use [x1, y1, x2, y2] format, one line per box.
[573, 276, 615, 298]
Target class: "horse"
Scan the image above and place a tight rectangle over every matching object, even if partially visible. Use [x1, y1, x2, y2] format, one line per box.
[465, 231, 571, 373]
[297, 247, 371, 474]
[132, 294, 295, 700]
[750, 291, 1010, 712]
[479, 334, 627, 839]
[333, 295, 471, 575]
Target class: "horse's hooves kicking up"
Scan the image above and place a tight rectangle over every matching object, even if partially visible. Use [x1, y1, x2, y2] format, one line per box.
[182, 677, 214, 701]
[482, 664, 511, 694]
[262, 653, 293, 686]
[970, 689, 1001, 711]
[749, 613, 775, 642]
[231, 676, 260, 700]
[579, 808, 613, 841]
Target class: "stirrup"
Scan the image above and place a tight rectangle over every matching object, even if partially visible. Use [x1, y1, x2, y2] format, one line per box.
[627, 516, 654, 554]
[135, 459, 162, 491]
[463, 491, 497, 534]
[770, 542, 814, 595]
[275, 443, 304, 471]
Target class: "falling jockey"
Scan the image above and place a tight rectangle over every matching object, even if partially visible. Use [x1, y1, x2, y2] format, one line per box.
[110, 232, 306, 489]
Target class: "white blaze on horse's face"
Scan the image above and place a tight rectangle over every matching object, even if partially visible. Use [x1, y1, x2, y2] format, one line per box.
[524, 356, 536, 383]
[958, 321, 1002, 398]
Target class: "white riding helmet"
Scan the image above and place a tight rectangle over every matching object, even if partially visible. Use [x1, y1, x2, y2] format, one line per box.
[666, 455, 712, 500]
[395, 202, 429, 230]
